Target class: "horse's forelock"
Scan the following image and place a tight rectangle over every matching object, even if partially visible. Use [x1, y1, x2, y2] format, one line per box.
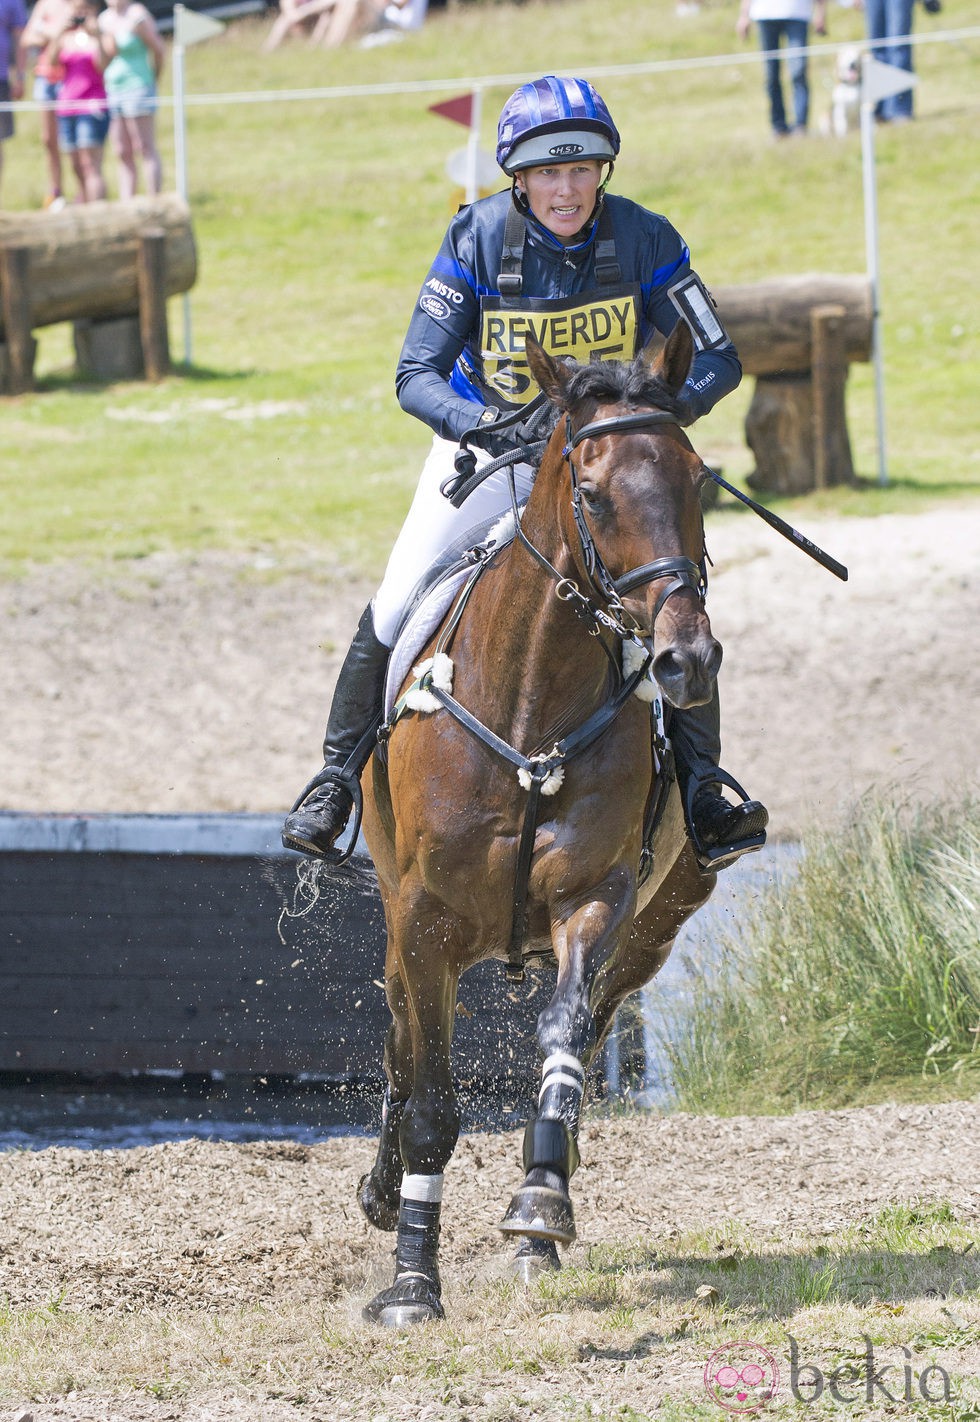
[558, 356, 685, 421]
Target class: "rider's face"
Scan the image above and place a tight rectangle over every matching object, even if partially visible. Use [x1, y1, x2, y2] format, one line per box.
[515, 160, 604, 242]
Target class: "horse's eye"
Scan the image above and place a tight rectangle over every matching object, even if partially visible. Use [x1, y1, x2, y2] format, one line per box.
[579, 483, 601, 509]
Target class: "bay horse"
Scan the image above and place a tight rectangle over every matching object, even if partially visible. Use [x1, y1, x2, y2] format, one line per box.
[358, 320, 722, 1327]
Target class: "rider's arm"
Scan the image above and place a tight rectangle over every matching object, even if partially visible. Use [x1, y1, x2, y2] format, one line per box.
[636, 213, 742, 423]
[395, 206, 490, 443]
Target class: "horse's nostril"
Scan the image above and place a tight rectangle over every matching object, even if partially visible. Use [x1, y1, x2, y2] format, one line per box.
[653, 649, 689, 687]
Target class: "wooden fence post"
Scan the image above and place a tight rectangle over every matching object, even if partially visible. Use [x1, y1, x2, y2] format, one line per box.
[137, 227, 170, 381]
[811, 303, 854, 489]
[0, 245, 36, 394]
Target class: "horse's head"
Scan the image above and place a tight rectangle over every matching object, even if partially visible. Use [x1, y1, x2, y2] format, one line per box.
[526, 325, 722, 709]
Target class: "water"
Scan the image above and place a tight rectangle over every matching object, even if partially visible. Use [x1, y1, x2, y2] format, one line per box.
[0, 845, 799, 1151]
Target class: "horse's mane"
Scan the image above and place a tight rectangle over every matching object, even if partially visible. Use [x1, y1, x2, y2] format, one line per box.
[557, 352, 686, 420]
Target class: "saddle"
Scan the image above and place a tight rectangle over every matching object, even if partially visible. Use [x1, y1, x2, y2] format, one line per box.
[381, 508, 518, 724]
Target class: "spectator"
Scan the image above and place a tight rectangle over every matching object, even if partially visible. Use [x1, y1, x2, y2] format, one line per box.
[261, 0, 313, 49]
[99, 0, 164, 196]
[44, 0, 109, 203]
[0, 0, 27, 204]
[263, 0, 426, 51]
[358, 0, 428, 46]
[17, 0, 69, 209]
[736, 0, 827, 138]
[861, 0, 916, 122]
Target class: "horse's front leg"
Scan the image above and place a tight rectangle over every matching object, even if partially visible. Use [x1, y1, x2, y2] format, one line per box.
[362, 887, 461, 1329]
[499, 871, 634, 1261]
[358, 970, 414, 1232]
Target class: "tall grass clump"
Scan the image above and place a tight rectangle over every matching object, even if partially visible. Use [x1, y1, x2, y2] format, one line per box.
[660, 795, 980, 1114]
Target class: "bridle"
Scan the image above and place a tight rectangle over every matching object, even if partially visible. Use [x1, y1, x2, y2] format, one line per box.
[562, 409, 706, 621]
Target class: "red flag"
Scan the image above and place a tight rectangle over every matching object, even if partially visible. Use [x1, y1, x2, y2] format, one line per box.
[428, 94, 475, 128]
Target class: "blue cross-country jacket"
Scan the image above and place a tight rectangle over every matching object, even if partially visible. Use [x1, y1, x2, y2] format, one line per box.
[395, 189, 742, 443]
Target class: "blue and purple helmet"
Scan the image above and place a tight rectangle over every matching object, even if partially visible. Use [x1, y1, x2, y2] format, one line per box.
[496, 75, 621, 176]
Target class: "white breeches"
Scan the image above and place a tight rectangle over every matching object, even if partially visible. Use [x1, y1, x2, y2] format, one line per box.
[372, 435, 536, 647]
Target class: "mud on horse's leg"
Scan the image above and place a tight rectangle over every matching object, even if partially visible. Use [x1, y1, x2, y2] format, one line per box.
[358, 1085, 405, 1232]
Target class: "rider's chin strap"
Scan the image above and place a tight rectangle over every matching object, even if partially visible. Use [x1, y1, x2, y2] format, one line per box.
[501, 188, 619, 296]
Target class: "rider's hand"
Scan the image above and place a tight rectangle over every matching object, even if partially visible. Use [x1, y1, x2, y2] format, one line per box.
[464, 407, 515, 460]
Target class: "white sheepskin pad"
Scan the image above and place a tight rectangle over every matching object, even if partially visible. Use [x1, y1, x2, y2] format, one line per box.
[517, 755, 565, 796]
[404, 652, 454, 714]
[622, 639, 659, 703]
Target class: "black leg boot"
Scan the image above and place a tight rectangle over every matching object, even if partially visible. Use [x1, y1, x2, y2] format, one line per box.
[672, 684, 769, 873]
[282, 604, 391, 861]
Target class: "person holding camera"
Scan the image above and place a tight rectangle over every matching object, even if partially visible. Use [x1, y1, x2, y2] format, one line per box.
[43, 0, 109, 201]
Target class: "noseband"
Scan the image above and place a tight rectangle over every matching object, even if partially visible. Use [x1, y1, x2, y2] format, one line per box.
[563, 411, 705, 618]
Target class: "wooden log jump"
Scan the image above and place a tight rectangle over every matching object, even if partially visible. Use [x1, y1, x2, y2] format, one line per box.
[0, 194, 196, 390]
[712, 273, 873, 495]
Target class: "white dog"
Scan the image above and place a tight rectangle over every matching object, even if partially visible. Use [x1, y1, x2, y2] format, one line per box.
[822, 46, 863, 137]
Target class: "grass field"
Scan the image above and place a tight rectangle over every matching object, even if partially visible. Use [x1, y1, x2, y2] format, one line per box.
[657, 794, 980, 1116]
[2, 0, 979, 573]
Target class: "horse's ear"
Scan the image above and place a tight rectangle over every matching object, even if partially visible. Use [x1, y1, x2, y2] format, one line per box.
[644, 319, 694, 396]
[526, 337, 571, 407]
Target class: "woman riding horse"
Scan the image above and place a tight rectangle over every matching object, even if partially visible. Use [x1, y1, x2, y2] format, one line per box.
[283, 74, 767, 868]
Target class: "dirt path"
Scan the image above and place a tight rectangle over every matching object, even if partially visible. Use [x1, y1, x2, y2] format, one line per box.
[2, 502, 978, 835]
[0, 1100, 977, 1419]
[1, 503, 978, 1418]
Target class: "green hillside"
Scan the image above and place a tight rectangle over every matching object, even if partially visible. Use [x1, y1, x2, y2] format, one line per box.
[2, 0, 978, 571]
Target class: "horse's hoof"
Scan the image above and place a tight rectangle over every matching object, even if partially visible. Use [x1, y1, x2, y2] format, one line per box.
[361, 1274, 444, 1329]
[498, 1185, 576, 1245]
[512, 1236, 561, 1283]
[357, 1171, 399, 1232]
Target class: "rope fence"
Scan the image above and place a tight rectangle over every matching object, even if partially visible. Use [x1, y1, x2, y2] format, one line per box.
[1, 23, 977, 112]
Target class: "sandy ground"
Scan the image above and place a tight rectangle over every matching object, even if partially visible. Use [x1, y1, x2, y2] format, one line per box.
[2, 1101, 977, 1315]
[1, 501, 977, 835]
[0, 1101, 976, 1419]
[0, 508, 979, 1417]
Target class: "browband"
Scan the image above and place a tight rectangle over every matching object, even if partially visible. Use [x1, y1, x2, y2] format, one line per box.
[565, 410, 679, 453]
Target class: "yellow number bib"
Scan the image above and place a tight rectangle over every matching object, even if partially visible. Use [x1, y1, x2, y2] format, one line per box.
[477, 284, 642, 407]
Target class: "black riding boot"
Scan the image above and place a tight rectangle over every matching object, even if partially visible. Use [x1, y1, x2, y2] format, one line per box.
[672, 684, 769, 873]
[282, 603, 391, 861]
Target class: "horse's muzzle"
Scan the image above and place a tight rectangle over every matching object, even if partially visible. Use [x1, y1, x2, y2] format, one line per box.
[652, 635, 722, 709]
